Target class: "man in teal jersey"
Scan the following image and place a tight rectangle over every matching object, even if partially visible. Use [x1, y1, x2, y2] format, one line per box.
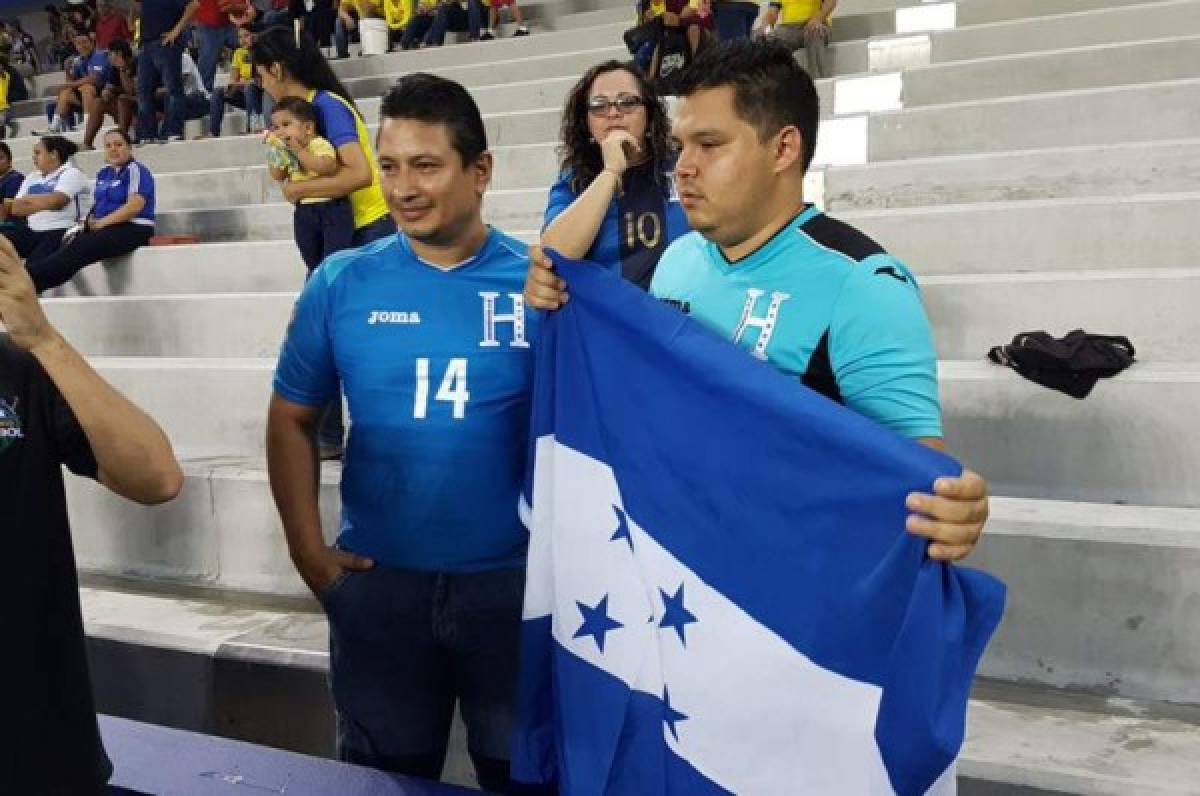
[525, 39, 988, 562]
[267, 74, 534, 790]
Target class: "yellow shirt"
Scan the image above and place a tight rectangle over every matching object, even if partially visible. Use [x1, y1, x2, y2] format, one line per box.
[383, 0, 412, 28]
[649, 0, 666, 17]
[771, 0, 831, 26]
[342, 0, 385, 16]
[306, 89, 388, 229]
[0, 71, 9, 112]
[231, 47, 252, 83]
[290, 136, 338, 207]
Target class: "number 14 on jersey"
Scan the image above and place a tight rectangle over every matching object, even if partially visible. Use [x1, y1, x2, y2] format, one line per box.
[413, 358, 470, 420]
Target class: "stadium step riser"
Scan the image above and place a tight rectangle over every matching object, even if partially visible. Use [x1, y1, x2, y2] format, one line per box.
[823, 138, 1200, 211]
[83, 356, 1200, 509]
[846, 193, 1200, 275]
[41, 271, 1200, 362]
[940, 363, 1199, 508]
[972, 503, 1200, 705]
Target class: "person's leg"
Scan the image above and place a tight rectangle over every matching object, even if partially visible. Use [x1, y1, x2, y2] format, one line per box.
[351, 215, 398, 247]
[116, 95, 136, 135]
[323, 566, 457, 777]
[27, 223, 152, 293]
[135, 44, 162, 142]
[24, 227, 68, 266]
[208, 89, 226, 137]
[245, 82, 263, 121]
[334, 13, 352, 57]
[196, 25, 225, 93]
[160, 43, 187, 139]
[770, 23, 805, 54]
[465, 0, 482, 39]
[320, 199, 356, 262]
[803, 22, 829, 79]
[2, 225, 38, 259]
[293, 203, 326, 273]
[428, 3, 452, 45]
[447, 567, 526, 793]
[83, 95, 111, 149]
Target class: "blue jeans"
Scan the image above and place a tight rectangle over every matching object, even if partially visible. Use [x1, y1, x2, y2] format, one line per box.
[402, 13, 435, 48]
[195, 23, 237, 92]
[427, 0, 482, 46]
[209, 84, 263, 136]
[137, 40, 186, 141]
[320, 564, 525, 790]
[334, 13, 358, 57]
[713, 0, 759, 40]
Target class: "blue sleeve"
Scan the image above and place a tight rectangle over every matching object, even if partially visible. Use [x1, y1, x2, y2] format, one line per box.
[829, 255, 942, 440]
[542, 172, 576, 232]
[273, 269, 339, 407]
[134, 163, 154, 197]
[314, 92, 359, 149]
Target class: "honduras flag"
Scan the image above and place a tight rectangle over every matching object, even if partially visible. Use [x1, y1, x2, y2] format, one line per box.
[512, 255, 1006, 795]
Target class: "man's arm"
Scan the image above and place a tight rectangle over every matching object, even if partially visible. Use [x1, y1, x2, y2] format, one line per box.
[0, 236, 182, 505]
[163, 1, 201, 45]
[909, 440, 988, 562]
[267, 395, 373, 596]
[7, 192, 71, 216]
[806, 0, 836, 30]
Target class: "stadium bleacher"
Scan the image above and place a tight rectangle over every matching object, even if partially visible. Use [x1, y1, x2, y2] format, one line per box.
[5, 0, 1200, 791]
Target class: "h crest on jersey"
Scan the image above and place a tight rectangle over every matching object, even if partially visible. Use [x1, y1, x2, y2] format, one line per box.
[732, 289, 791, 360]
[479, 292, 530, 349]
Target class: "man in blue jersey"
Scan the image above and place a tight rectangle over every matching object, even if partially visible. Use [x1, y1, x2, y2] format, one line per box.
[525, 39, 989, 561]
[267, 74, 533, 791]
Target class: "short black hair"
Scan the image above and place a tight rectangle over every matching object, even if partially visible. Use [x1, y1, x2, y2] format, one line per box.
[677, 39, 820, 172]
[272, 95, 318, 126]
[379, 73, 488, 167]
[107, 38, 133, 61]
[0, 142, 11, 162]
[39, 135, 79, 165]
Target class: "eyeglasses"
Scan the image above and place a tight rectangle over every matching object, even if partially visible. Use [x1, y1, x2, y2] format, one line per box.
[586, 95, 645, 116]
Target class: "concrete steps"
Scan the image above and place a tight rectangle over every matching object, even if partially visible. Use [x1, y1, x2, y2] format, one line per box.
[73, 575, 1200, 793]
[41, 267, 1200, 363]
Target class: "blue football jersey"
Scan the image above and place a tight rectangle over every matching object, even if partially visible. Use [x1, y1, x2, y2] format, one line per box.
[274, 230, 538, 572]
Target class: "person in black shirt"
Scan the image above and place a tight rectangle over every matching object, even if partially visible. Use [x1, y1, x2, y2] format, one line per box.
[0, 233, 183, 792]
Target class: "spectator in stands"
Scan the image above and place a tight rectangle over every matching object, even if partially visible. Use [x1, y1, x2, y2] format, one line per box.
[760, 0, 834, 78]
[526, 40, 990, 561]
[252, 26, 393, 457]
[710, 0, 759, 40]
[0, 137, 88, 263]
[400, 0, 439, 49]
[0, 55, 14, 140]
[45, 5, 78, 70]
[252, 27, 393, 246]
[480, 0, 529, 40]
[64, 0, 97, 35]
[542, 61, 688, 289]
[136, 0, 198, 145]
[206, 25, 263, 136]
[195, 0, 239, 93]
[0, 233, 182, 796]
[42, 31, 109, 135]
[267, 73, 530, 794]
[95, 0, 133, 50]
[6, 21, 40, 78]
[648, 0, 714, 93]
[0, 142, 23, 203]
[25, 130, 155, 293]
[426, 0, 484, 46]
[334, 0, 383, 58]
[83, 38, 136, 150]
[265, 96, 352, 272]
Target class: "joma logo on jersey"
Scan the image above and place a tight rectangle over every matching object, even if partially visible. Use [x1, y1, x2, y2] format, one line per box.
[368, 310, 422, 325]
[0, 397, 23, 452]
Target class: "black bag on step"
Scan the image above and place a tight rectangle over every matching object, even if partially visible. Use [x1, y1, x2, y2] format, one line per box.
[987, 329, 1136, 399]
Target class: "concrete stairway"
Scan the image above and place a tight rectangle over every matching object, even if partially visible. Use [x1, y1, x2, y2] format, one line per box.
[27, 0, 1200, 791]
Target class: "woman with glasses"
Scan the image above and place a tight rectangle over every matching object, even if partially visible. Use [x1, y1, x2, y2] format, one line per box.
[540, 60, 688, 289]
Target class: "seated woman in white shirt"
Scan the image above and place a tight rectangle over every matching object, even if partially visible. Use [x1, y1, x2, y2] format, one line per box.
[0, 136, 88, 262]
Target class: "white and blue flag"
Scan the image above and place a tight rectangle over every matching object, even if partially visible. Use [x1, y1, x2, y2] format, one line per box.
[512, 257, 1006, 795]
